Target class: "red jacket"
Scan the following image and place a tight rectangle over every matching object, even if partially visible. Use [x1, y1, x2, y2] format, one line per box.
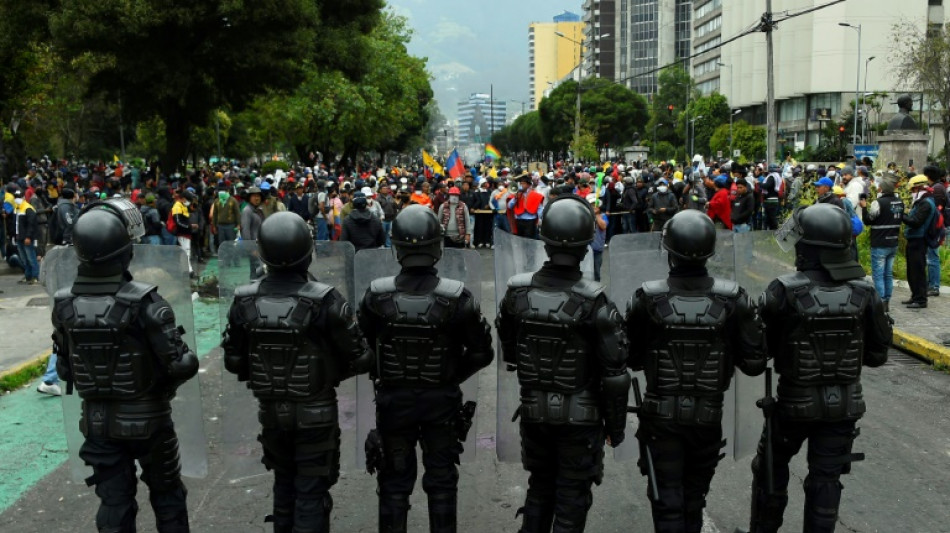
[707, 188, 733, 229]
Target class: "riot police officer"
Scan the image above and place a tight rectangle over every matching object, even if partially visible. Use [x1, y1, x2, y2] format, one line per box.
[222, 212, 373, 533]
[741, 203, 892, 533]
[625, 210, 766, 533]
[358, 204, 493, 533]
[496, 195, 630, 533]
[53, 202, 198, 533]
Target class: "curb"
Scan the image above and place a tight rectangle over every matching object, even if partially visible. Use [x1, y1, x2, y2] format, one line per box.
[892, 329, 950, 366]
[0, 349, 52, 381]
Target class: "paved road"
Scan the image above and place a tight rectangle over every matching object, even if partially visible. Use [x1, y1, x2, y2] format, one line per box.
[2, 249, 950, 532]
[0, 263, 54, 374]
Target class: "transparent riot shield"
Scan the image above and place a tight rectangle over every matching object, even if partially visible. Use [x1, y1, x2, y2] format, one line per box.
[217, 240, 358, 477]
[493, 228, 595, 463]
[606, 231, 737, 460]
[732, 230, 795, 459]
[42, 245, 208, 482]
[353, 248, 483, 470]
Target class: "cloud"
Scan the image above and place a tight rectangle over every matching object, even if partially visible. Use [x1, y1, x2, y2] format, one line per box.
[429, 19, 477, 44]
[431, 61, 477, 81]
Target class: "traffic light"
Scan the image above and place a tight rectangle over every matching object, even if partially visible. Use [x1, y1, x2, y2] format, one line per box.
[668, 104, 674, 113]
[839, 126, 845, 133]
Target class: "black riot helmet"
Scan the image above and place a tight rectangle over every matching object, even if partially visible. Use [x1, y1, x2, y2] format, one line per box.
[794, 203, 864, 280]
[257, 212, 314, 272]
[73, 208, 133, 277]
[391, 204, 443, 267]
[662, 210, 717, 266]
[539, 195, 594, 266]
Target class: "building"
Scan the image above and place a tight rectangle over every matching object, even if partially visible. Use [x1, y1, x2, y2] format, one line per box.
[582, 0, 617, 80]
[529, 14, 584, 110]
[457, 94, 507, 146]
[720, 0, 944, 151]
[692, 0, 723, 95]
[614, 0, 693, 96]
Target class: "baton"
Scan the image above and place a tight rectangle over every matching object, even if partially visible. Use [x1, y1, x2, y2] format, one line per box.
[629, 377, 660, 502]
[764, 368, 775, 495]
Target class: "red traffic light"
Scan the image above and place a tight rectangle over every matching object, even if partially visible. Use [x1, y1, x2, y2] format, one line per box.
[839, 126, 845, 132]
[668, 105, 674, 111]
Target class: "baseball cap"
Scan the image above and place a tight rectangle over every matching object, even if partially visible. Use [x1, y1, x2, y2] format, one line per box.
[814, 177, 834, 188]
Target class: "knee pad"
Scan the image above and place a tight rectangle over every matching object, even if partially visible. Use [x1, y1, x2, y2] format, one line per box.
[383, 434, 414, 474]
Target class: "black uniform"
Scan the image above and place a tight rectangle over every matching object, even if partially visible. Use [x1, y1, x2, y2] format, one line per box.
[626, 276, 765, 533]
[54, 273, 198, 533]
[746, 204, 892, 533]
[358, 268, 493, 533]
[497, 265, 629, 532]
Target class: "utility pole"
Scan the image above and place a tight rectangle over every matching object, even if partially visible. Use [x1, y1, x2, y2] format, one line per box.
[764, 0, 777, 164]
[118, 91, 126, 161]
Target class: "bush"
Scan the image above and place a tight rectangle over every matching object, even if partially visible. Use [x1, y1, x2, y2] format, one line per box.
[261, 160, 290, 175]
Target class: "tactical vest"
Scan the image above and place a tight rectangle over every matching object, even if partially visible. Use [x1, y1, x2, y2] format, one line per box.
[638, 279, 738, 425]
[775, 273, 870, 421]
[56, 282, 159, 401]
[235, 280, 339, 401]
[367, 276, 464, 387]
[868, 194, 905, 248]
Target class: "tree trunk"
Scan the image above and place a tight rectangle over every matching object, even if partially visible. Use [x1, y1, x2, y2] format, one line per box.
[944, 112, 950, 172]
[164, 110, 190, 173]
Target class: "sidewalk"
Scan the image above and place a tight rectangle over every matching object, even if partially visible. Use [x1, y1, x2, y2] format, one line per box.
[0, 262, 53, 376]
[887, 281, 950, 366]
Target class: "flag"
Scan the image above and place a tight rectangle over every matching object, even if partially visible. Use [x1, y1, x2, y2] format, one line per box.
[485, 144, 501, 161]
[422, 150, 443, 176]
[446, 149, 465, 180]
[113, 154, 120, 163]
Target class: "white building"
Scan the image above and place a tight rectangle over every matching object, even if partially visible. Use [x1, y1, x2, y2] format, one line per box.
[720, 0, 945, 150]
[457, 94, 507, 146]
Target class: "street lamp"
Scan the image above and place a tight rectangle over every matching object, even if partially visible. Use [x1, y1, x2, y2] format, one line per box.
[729, 109, 741, 158]
[839, 22, 862, 150]
[863, 56, 875, 141]
[653, 123, 664, 152]
[554, 31, 610, 159]
[689, 116, 704, 157]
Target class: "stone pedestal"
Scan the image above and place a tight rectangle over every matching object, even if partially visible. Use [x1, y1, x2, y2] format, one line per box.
[624, 146, 651, 164]
[878, 131, 929, 169]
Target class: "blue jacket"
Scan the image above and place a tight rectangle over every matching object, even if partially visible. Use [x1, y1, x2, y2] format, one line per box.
[904, 195, 936, 240]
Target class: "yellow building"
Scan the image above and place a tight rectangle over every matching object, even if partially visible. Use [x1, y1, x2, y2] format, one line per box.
[529, 17, 584, 110]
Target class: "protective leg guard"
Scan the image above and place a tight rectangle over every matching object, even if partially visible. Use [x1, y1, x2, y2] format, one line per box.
[379, 493, 411, 533]
[267, 473, 296, 533]
[516, 494, 555, 533]
[427, 492, 457, 533]
[802, 475, 843, 533]
[552, 487, 592, 533]
[293, 492, 332, 533]
[684, 498, 705, 533]
[93, 463, 139, 533]
[149, 481, 190, 533]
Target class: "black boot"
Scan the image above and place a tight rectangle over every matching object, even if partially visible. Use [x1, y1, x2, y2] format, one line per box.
[516, 495, 554, 533]
[427, 492, 457, 533]
[379, 493, 410, 533]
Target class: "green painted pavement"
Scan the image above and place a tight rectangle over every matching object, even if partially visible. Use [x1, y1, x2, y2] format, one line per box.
[0, 272, 224, 513]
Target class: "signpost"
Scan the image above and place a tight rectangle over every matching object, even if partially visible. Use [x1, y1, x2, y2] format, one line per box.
[854, 144, 880, 162]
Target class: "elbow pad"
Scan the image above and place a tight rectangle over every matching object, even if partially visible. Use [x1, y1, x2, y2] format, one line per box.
[167, 346, 198, 388]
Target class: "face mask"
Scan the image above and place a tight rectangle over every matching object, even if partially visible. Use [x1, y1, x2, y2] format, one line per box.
[497, 185, 504, 191]
[449, 196, 459, 204]
[14, 198, 23, 205]
[183, 200, 191, 207]
[657, 186, 669, 194]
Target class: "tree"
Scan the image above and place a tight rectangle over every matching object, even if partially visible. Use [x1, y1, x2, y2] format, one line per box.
[891, 20, 950, 169]
[678, 92, 730, 157]
[709, 120, 766, 163]
[51, 0, 383, 171]
[646, 65, 696, 151]
[538, 78, 649, 154]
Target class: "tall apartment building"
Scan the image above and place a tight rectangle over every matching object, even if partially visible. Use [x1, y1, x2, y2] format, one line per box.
[692, 0, 723, 95]
[614, 0, 693, 96]
[582, 0, 617, 80]
[457, 94, 507, 146]
[529, 14, 584, 110]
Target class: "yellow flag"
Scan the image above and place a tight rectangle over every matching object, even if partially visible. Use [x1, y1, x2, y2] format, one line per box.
[489, 166, 498, 179]
[113, 154, 120, 163]
[422, 150, 444, 175]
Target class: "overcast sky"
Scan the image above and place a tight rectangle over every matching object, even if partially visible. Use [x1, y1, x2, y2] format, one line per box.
[385, 0, 583, 123]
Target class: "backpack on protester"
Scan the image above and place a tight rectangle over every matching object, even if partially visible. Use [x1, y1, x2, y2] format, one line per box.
[926, 198, 946, 248]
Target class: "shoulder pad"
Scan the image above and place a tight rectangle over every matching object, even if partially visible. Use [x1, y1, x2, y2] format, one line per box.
[298, 281, 334, 302]
[507, 272, 534, 289]
[369, 276, 398, 294]
[710, 279, 740, 298]
[776, 272, 810, 290]
[847, 278, 875, 292]
[433, 278, 464, 299]
[115, 280, 157, 304]
[233, 280, 262, 299]
[640, 279, 670, 297]
[571, 279, 605, 300]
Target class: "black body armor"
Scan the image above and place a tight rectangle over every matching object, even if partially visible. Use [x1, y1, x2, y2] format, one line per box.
[504, 273, 606, 425]
[771, 273, 871, 421]
[233, 280, 342, 431]
[364, 276, 465, 387]
[637, 279, 739, 426]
